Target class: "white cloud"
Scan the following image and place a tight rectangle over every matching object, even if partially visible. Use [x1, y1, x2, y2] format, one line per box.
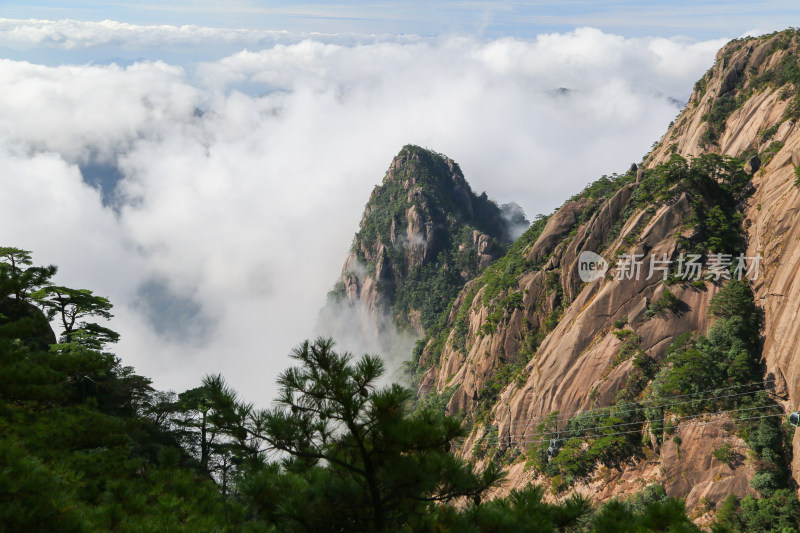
[0, 59, 196, 162]
[0, 23, 724, 405]
[0, 17, 408, 60]
[0, 18, 294, 50]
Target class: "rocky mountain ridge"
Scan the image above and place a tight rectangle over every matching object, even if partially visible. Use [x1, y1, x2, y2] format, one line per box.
[410, 28, 800, 522]
[320, 145, 521, 358]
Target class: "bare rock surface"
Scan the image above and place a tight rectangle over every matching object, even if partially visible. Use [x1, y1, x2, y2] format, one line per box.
[415, 32, 800, 515]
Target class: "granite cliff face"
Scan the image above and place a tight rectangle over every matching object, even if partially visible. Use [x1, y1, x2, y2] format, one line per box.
[412, 29, 800, 519]
[650, 29, 800, 498]
[319, 145, 520, 360]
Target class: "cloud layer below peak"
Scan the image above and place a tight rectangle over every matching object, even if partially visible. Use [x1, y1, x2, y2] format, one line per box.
[0, 22, 725, 404]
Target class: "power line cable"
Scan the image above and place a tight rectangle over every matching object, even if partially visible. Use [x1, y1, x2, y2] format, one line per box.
[473, 403, 782, 446]
[492, 381, 776, 434]
[460, 412, 785, 451]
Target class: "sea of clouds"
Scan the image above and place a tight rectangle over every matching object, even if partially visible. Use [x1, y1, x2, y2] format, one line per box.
[0, 19, 727, 404]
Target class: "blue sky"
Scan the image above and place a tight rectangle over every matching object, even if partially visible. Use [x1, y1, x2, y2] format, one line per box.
[1, 0, 796, 40]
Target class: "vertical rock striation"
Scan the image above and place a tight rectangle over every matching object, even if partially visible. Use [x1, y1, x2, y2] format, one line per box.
[412, 29, 800, 517]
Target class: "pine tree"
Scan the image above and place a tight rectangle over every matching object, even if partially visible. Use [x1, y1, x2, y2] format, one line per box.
[236, 337, 503, 532]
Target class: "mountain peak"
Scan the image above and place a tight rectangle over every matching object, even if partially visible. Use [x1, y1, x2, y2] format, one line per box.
[319, 145, 523, 359]
[362, 145, 507, 245]
[383, 145, 467, 195]
[648, 28, 800, 166]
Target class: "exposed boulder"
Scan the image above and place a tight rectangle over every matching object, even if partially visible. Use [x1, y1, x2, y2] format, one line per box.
[744, 155, 761, 174]
[719, 55, 747, 95]
[525, 197, 592, 264]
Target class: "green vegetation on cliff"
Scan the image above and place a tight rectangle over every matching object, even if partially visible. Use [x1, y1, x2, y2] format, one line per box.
[695, 28, 800, 146]
[410, 130, 797, 528]
[522, 278, 798, 533]
[0, 248, 251, 531]
[355, 146, 508, 252]
[407, 211, 551, 386]
[344, 145, 516, 331]
[414, 153, 751, 420]
[1, 246, 745, 532]
[515, 154, 784, 492]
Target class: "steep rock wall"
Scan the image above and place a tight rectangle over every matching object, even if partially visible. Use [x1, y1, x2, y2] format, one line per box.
[416, 30, 800, 513]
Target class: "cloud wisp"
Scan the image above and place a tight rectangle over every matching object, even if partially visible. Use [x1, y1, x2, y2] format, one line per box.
[0, 23, 725, 405]
[0, 18, 298, 50]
